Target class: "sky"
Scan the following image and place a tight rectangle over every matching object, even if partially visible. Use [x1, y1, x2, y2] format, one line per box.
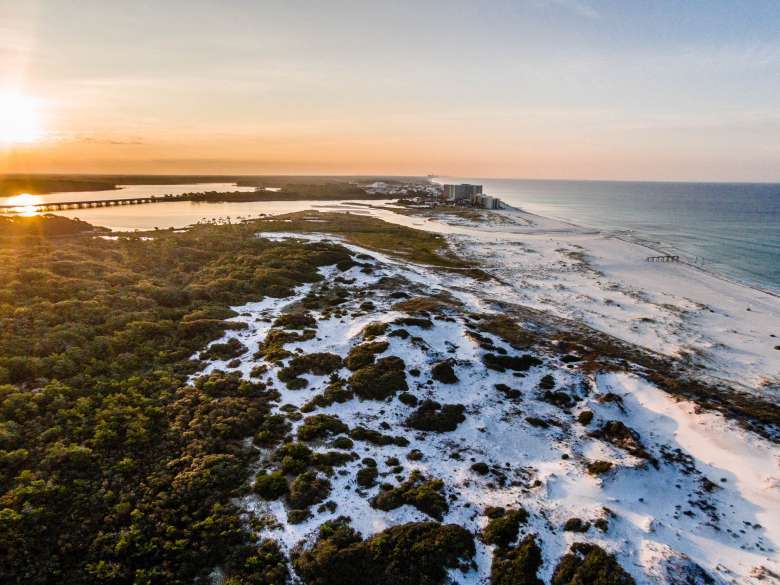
[1, 0, 779, 181]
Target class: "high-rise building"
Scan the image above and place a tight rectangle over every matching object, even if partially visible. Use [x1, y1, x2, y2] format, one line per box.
[442, 183, 483, 201]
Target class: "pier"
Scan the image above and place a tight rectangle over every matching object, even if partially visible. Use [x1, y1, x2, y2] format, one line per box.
[646, 255, 680, 262]
[0, 196, 164, 214]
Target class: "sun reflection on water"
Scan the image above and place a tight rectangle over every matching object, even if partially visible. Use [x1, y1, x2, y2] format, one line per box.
[5, 194, 42, 216]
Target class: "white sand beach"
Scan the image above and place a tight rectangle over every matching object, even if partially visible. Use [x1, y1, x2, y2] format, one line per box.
[349, 204, 780, 397]
[197, 227, 780, 584]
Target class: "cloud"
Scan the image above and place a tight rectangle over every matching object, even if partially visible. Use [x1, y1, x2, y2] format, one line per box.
[63, 135, 145, 146]
[534, 0, 600, 19]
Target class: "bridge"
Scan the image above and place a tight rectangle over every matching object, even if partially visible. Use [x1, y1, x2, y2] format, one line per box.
[0, 196, 166, 214]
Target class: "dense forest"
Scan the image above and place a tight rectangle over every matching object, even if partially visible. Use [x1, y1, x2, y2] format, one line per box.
[0, 215, 354, 583]
[183, 183, 379, 203]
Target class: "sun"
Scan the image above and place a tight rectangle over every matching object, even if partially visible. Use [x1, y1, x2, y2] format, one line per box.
[0, 92, 44, 146]
[5, 193, 42, 216]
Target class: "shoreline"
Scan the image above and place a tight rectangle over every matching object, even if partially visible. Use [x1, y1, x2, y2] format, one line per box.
[347, 203, 779, 394]
[504, 203, 780, 300]
[47, 196, 780, 392]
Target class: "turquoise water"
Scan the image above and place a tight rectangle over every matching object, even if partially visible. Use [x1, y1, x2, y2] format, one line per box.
[439, 177, 780, 293]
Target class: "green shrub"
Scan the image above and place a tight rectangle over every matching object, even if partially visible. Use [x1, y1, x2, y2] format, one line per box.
[314, 450, 357, 470]
[254, 471, 288, 500]
[287, 471, 331, 509]
[287, 508, 312, 524]
[225, 538, 289, 585]
[356, 466, 379, 488]
[331, 436, 354, 450]
[551, 543, 635, 585]
[398, 392, 418, 406]
[302, 381, 354, 411]
[490, 534, 544, 585]
[200, 337, 247, 360]
[495, 383, 522, 400]
[589, 421, 655, 463]
[539, 374, 556, 390]
[292, 518, 475, 585]
[349, 356, 407, 400]
[275, 442, 314, 475]
[393, 317, 433, 329]
[471, 462, 489, 475]
[362, 321, 389, 340]
[273, 312, 316, 330]
[256, 328, 316, 362]
[344, 341, 389, 370]
[371, 470, 448, 520]
[249, 363, 268, 378]
[279, 352, 343, 388]
[483, 508, 529, 548]
[563, 518, 590, 533]
[431, 361, 458, 384]
[483, 353, 542, 373]
[525, 417, 550, 429]
[254, 414, 291, 447]
[586, 460, 614, 476]
[297, 414, 349, 442]
[350, 426, 409, 447]
[577, 410, 594, 425]
[542, 391, 575, 409]
[406, 400, 465, 432]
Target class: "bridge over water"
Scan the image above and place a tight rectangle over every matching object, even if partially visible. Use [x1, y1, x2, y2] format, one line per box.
[0, 196, 167, 214]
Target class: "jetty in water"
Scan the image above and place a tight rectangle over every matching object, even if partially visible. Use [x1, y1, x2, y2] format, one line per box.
[646, 255, 680, 262]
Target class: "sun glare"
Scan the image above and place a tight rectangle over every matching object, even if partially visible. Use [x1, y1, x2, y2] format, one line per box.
[0, 93, 44, 146]
[6, 193, 42, 216]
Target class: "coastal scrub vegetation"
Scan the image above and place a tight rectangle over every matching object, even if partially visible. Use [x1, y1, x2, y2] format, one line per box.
[551, 543, 636, 585]
[482, 507, 529, 548]
[405, 399, 466, 432]
[291, 517, 475, 585]
[490, 534, 544, 585]
[348, 355, 408, 400]
[371, 470, 449, 520]
[0, 215, 354, 583]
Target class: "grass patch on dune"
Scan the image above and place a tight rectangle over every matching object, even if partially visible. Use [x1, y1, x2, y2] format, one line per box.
[254, 211, 478, 271]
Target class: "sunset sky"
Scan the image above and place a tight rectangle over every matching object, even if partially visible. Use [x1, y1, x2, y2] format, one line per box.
[1, 0, 779, 181]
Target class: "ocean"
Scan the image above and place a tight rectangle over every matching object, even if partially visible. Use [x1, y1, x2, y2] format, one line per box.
[438, 177, 780, 294]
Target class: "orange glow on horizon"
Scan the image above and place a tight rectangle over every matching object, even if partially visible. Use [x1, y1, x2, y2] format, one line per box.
[0, 93, 44, 146]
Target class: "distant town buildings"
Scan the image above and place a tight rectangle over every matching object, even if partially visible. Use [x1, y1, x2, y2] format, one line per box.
[442, 183, 483, 202]
[470, 193, 502, 209]
[363, 181, 441, 198]
[360, 180, 504, 210]
[440, 183, 503, 209]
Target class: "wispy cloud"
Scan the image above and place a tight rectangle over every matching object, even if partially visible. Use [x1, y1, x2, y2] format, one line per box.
[534, 0, 600, 19]
[48, 133, 146, 146]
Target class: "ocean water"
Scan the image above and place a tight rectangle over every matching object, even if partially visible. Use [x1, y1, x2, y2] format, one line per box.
[439, 177, 780, 294]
